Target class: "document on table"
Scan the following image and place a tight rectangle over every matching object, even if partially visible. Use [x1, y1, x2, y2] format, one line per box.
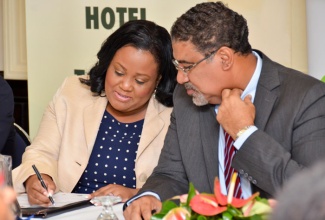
[17, 192, 89, 208]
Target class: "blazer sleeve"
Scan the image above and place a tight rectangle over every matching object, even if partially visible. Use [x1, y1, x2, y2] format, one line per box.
[139, 87, 189, 201]
[12, 79, 68, 193]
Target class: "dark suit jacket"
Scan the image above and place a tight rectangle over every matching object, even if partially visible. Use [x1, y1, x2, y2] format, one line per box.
[140, 51, 325, 200]
[0, 76, 15, 154]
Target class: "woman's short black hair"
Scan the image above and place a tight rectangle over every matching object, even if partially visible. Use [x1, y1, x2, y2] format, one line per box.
[80, 20, 177, 107]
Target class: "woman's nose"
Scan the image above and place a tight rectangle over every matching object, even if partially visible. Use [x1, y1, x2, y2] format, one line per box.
[120, 79, 133, 91]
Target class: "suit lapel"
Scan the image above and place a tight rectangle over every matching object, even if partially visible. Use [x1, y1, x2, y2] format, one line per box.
[83, 96, 108, 153]
[200, 104, 220, 191]
[136, 97, 164, 160]
[254, 52, 280, 129]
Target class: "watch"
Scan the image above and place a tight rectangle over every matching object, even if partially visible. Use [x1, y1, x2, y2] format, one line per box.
[236, 125, 253, 140]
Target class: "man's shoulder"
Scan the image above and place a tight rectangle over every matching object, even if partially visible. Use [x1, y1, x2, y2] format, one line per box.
[0, 76, 14, 97]
[258, 50, 324, 90]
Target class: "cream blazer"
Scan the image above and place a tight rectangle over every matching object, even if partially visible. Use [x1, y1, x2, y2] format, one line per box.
[13, 75, 172, 193]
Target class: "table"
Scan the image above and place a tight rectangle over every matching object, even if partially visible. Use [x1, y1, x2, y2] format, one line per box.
[28, 203, 125, 220]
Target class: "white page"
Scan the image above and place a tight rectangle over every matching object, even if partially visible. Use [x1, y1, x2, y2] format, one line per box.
[17, 192, 89, 208]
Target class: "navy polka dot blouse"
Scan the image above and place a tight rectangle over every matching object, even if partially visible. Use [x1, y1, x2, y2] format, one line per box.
[73, 110, 144, 193]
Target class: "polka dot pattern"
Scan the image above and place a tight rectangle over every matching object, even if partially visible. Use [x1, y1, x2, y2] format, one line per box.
[73, 110, 144, 193]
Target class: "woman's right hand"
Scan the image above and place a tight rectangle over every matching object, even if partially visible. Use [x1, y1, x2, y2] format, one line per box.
[25, 174, 56, 206]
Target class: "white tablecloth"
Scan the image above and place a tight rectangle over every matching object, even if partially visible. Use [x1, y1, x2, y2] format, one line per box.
[27, 203, 125, 220]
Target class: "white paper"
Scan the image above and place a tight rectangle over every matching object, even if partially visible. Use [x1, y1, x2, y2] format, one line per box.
[17, 192, 89, 208]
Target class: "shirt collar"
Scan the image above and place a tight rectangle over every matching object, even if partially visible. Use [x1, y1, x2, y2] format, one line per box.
[215, 51, 262, 113]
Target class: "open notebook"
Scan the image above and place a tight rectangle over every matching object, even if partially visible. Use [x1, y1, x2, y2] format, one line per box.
[17, 192, 122, 218]
[17, 192, 91, 218]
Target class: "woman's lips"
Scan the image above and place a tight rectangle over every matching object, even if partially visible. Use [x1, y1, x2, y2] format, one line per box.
[115, 91, 131, 101]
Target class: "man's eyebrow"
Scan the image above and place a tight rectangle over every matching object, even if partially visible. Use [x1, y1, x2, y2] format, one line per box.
[174, 59, 194, 65]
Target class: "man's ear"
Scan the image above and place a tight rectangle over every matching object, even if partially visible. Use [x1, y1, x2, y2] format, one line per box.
[218, 47, 234, 71]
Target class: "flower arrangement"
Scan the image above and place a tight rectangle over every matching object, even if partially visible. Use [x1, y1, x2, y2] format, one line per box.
[151, 174, 272, 220]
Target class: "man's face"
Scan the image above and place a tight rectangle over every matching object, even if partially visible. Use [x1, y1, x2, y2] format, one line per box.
[172, 41, 230, 106]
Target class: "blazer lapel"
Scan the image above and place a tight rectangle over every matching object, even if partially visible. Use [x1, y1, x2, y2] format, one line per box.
[136, 96, 164, 160]
[83, 96, 108, 153]
[200, 104, 220, 191]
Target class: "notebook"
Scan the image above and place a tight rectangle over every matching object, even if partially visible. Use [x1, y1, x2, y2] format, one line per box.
[18, 192, 91, 218]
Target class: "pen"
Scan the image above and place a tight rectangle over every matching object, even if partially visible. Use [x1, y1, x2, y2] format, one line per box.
[32, 164, 55, 205]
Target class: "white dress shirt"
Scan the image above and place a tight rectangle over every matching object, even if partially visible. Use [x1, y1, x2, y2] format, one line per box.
[216, 51, 262, 198]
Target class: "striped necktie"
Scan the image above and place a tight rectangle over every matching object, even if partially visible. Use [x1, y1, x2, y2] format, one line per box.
[224, 131, 243, 198]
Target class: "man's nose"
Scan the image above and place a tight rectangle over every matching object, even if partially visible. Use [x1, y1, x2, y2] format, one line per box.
[176, 70, 189, 84]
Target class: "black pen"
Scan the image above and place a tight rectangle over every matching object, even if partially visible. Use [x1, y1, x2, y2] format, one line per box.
[32, 164, 55, 205]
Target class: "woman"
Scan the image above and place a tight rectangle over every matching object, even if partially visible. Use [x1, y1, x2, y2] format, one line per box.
[13, 20, 177, 205]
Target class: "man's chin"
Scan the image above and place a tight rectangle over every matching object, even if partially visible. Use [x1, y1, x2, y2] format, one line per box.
[192, 97, 209, 106]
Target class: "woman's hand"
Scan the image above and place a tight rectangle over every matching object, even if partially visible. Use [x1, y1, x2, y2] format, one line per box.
[25, 174, 56, 206]
[88, 184, 139, 202]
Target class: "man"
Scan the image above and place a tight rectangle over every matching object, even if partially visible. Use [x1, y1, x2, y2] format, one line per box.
[124, 2, 325, 219]
[271, 161, 325, 220]
[0, 75, 15, 155]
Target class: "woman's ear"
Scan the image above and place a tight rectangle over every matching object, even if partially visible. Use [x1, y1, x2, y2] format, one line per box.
[156, 75, 162, 87]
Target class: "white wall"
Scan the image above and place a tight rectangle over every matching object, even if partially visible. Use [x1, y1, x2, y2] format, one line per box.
[26, 0, 204, 138]
[25, 0, 310, 138]
[306, 0, 325, 80]
[221, 0, 307, 74]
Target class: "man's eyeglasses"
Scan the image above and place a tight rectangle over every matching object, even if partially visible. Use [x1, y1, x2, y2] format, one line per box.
[172, 49, 218, 74]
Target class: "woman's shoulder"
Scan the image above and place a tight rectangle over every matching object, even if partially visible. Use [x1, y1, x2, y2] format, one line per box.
[50, 75, 101, 106]
[57, 75, 91, 95]
[149, 96, 173, 114]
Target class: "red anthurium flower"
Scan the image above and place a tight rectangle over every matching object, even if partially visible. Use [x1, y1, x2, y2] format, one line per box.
[190, 194, 227, 216]
[214, 177, 260, 208]
[163, 207, 191, 220]
[0, 171, 4, 185]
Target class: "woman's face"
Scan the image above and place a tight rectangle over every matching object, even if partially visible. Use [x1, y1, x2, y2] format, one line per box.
[105, 45, 159, 116]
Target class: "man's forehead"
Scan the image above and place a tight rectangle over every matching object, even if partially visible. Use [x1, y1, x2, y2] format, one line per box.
[172, 40, 196, 49]
[172, 41, 198, 60]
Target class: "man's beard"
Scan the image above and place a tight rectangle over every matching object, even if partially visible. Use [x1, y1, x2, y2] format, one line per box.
[184, 83, 209, 106]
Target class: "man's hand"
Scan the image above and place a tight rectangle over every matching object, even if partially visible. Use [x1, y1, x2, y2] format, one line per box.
[217, 88, 255, 139]
[88, 184, 139, 202]
[25, 174, 56, 206]
[123, 195, 162, 220]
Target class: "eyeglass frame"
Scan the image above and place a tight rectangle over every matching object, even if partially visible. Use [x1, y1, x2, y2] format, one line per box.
[172, 49, 219, 74]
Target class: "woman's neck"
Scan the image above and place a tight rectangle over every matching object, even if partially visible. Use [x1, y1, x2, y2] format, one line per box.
[106, 102, 148, 123]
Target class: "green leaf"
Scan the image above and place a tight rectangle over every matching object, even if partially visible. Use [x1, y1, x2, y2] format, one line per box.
[197, 215, 208, 220]
[186, 182, 197, 206]
[150, 213, 165, 220]
[222, 211, 233, 220]
[241, 201, 272, 216]
[255, 197, 269, 205]
[154, 200, 178, 216]
[232, 214, 266, 220]
[227, 206, 242, 216]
